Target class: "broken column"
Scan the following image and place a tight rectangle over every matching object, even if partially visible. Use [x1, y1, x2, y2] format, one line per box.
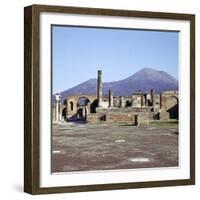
[151, 89, 155, 106]
[87, 101, 91, 113]
[141, 93, 144, 107]
[108, 89, 113, 107]
[97, 70, 103, 107]
[55, 93, 62, 122]
[120, 96, 125, 107]
[131, 95, 135, 107]
[144, 94, 148, 106]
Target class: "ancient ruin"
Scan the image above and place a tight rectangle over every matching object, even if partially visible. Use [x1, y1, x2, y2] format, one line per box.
[53, 70, 178, 126]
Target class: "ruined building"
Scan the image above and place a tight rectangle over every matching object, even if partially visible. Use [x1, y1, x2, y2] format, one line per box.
[53, 70, 178, 126]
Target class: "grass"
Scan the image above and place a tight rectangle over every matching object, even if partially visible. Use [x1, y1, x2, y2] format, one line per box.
[150, 120, 178, 129]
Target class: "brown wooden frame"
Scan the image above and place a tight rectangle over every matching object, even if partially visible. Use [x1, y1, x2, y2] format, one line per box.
[24, 4, 195, 195]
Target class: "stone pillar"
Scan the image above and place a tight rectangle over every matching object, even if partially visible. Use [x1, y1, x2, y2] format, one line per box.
[120, 96, 125, 107]
[160, 93, 162, 109]
[97, 70, 103, 107]
[141, 93, 144, 107]
[81, 108, 85, 120]
[144, 94, 148, 106]
[59, 102, 62, 121]
[55, 93, 62, 122]
[131, 95, 135, 107]
[151, 89, 155, 106]
[87, 102, 91, 114]
[108, 89, 113, 107]
[85, 107, 88, 120]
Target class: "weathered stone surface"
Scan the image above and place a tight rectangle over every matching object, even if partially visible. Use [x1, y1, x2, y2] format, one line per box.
[86, 107, 151, 125]
[137, 114, 150, 126]
[52, 122, 178, 172]
[160, 91, 178, 120]
[106, 112, 134, 123]
[87, 113, 101, 123]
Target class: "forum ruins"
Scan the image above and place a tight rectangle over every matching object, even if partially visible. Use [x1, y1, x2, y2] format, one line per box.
[53, 70, 178, 126]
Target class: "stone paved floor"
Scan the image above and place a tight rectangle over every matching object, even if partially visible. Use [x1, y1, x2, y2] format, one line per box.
[51, 122, 178, 173]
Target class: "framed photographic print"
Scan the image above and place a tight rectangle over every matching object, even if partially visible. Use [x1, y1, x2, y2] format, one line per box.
[24, 4, 195, 194]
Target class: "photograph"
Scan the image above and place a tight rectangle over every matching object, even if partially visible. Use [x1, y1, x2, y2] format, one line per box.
[51, 25, 179, 173]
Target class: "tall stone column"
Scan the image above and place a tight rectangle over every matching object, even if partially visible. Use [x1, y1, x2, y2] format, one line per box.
[120, 96, 125, 107]
[97, 70, 103, 107]
[160, 93, 162, 109]
[108, 89, 113, 107]
[151, 89, 155, 106]
[55, 93, 62, 122]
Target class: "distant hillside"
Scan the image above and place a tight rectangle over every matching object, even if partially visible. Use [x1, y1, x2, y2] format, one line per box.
[56, 68, 178, 102]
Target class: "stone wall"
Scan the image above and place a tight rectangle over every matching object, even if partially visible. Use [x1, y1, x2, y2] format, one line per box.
[64, 95, 97, 117]
[160, 91, 178, 120]
[131, 95, 143, 107]
[105, 112, 134, 123]
[87, 107, 151, 126]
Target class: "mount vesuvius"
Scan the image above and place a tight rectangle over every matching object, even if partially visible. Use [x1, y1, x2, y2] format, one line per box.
[58, 68, 178, 100]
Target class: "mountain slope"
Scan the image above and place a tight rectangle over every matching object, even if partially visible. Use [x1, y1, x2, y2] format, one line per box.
[59, 68, 178, 100]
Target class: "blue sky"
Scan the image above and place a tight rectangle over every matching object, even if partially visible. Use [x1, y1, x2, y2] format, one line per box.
[52, 26, 178, 93]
